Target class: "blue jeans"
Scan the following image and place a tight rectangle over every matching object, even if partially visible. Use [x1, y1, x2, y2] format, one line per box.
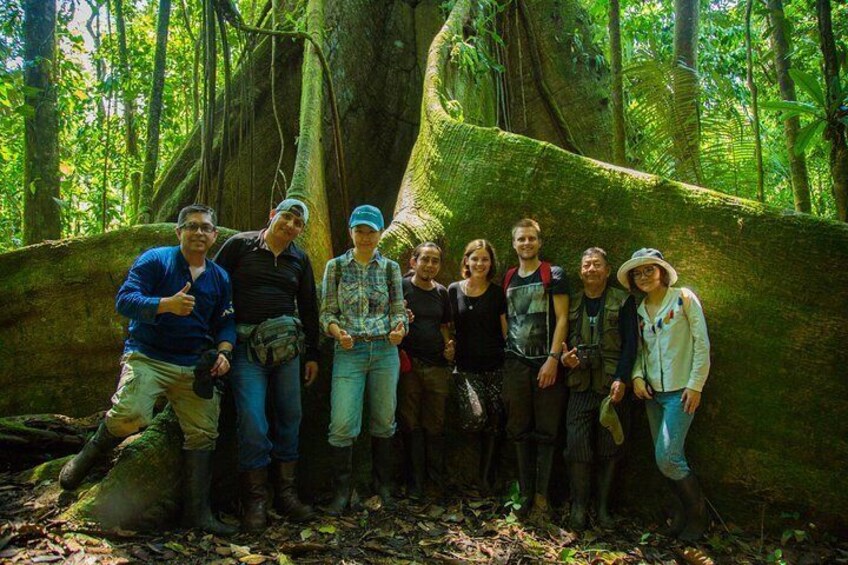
[329, 340, 400, 447]
[230, 342, 303, 471]
[645, 390, 694, 480]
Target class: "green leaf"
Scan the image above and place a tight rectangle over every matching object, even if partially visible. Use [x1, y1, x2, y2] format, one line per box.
[760, 99, 820, 118]
[317, 524, 337, 534]
[794, 120, 825, 156]
[789, 69, 825, 107]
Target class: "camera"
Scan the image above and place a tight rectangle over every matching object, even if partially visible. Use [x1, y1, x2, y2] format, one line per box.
[575, 343, 603, 370]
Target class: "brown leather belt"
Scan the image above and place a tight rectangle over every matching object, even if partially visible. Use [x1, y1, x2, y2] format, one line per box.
[355, 335, 390, 342]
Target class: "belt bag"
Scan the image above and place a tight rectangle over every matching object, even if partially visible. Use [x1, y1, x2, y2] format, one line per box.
[248, 315, 304, 367]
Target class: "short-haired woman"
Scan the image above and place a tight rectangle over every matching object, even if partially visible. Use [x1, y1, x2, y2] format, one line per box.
[618, 248, 711, 541]
[320, 205, 408, 514]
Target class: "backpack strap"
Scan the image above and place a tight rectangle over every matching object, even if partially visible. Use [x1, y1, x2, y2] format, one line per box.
[503, 267, 518, 296]
[503, 261, 552, 295]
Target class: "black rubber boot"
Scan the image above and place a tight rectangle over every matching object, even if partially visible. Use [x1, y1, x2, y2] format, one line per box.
[371, 436, 394, 508]
[664, 479, 686, 537]
[674, 474, 709, 541]
[425, 433, 446, 494]
[325, 445, 353, 516]
[273, 461, 315, 523]
[59, 422, 123, 491]
[596, 459, 618, 528]
[182, 450, 238, 536]
[528, 444, 556, 524]
[568, 462, 592, 530]
[239, 467, 268, 532]
[514, 442, 535, 517]
[406, 430, 426, 498]
[479, 433, 499, 494]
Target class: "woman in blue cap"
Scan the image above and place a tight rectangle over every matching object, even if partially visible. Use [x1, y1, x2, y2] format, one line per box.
[618, 248, 711, 541]
[320, 205, 408, 514]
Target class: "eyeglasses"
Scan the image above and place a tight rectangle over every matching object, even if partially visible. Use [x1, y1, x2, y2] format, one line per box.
[180, 222, 216, 234]
[631, 265, 657, 280]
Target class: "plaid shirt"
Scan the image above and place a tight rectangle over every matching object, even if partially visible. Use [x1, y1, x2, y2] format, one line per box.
[320, 249, 408, 338]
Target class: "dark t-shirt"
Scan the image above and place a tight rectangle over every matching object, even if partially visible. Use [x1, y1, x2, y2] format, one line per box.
[402, 277, 451, 366]
[448, 281, 506, 373]
[505, 264, 570, 368]
[213, 231, 320, 362]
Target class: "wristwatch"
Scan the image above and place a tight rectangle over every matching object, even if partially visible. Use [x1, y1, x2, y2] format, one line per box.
[548, 351, 560, 359]
[217, 349, 233, 363]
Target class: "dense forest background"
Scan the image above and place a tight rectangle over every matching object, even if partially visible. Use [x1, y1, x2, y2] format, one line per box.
[1, 0, 846, 250]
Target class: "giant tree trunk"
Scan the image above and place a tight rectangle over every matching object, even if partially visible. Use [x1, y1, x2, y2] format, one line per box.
[22, 0, 60, 245]
[816, 0, 848, 222]
[138, 0, 172, 225]
[671, 0, 702, 185]
[3, 0, 848, 533]
[767, 0, 812, 213]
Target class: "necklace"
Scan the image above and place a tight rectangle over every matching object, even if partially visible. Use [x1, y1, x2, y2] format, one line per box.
[462, 280, 486, 310]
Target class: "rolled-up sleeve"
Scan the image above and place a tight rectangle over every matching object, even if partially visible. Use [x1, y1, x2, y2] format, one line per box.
[320, 259, 341, 335]
[683, 289, 711, 391]
[387, 261, 408, 333]
[115, 251, 162, 323]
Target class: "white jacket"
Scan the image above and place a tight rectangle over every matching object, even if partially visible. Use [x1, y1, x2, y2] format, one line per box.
[632, 287, 711, 392]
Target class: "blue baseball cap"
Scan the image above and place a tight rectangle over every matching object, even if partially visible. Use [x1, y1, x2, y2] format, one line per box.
[348, 205, 384, 231]
[275, 198, 309, 225]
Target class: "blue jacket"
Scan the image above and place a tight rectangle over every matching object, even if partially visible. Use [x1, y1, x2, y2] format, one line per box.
[116, 246, 236, 366]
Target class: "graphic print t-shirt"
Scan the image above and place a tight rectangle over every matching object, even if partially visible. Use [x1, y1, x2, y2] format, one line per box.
[505, 264, 569, 368]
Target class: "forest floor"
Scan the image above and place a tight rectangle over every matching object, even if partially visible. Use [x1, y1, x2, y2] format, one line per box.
[1, 470, 846, 565]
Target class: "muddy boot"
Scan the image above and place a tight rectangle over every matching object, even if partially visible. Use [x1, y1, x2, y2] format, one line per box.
[371, 436, 394, 508]
[514, 442, 535, 518]
[182, 450, 238, 536]
[59, 422, 123, 491]
[596, 459, 617, 528]
[674, 474, 709, 541]
[664, 479, 687, 537]
[479, 433, 499, 494]
[239, 467, 268, 532]
[273, 461, 315, 523]
[528, 444, 556, 524]
[406, 430, 426, 498]
[568, 462, 591, 531]
[325, 446, 353, 516]
[425, 433, 446, 495]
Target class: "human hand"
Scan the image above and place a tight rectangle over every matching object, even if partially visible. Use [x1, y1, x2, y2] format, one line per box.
[389, 322, 405, 345]
[210, 352, 230, 377]
[444, 339, 455, 362]
[304, 361, 319, 386]
[162, 282, 195, 316]
[609, 380, 625, 403]
[537, 357, 559, 389]
[633, 377, 653, 400]
[681, 388, 701, 414]
[404, 300, 415, 324]
[560, 341, 579, 369]
[338, 329, 354, 350]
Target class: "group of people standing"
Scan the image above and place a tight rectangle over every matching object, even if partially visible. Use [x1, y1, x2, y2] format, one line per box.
[58, 200, 711, 543]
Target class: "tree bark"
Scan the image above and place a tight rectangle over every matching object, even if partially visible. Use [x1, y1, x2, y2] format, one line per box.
[114, 0, 142, 222]
[609, 0, 626, 166]
[767, 0, 812, 213]
[137, 0, 173, 224]
[816, 0, 848, 222]
[22, 0, 61, 245]
[745, 0, 764, 202]
[672, 0, 702, 185]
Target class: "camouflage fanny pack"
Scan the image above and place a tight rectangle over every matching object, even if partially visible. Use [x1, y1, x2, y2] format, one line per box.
[248, 315, 304, 367]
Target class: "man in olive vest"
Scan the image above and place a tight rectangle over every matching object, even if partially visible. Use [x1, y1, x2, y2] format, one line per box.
[560, 247, 638, 530]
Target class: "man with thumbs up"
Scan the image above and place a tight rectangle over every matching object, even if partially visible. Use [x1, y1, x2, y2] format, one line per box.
[397, 242, 453, 498]
[59, 204, 237, 536]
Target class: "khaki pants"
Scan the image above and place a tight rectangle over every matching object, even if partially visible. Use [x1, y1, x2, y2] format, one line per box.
[105, 351, 221, 450]
[397, 359, 451, 435]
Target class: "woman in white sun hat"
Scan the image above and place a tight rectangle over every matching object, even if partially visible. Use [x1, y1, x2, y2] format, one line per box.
[617, 248, 711, 541]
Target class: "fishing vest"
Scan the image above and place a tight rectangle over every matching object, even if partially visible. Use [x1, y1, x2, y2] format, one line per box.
[566, 286, 629, 393]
